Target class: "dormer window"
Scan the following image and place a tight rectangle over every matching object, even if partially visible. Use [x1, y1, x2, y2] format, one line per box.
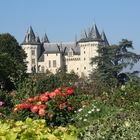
[68, 48, 73, 57]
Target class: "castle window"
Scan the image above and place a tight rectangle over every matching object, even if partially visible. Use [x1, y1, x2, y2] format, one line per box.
[56, 53, 58, 56]
[31, 50, 35, 56]
[84, 67, 86, 70]
[84, 58, 86, 60]
[49, 60, 51, 67]
[84, 51, 85, 54]
[68, 52, 73, 57]
[77, 68, 79, 70]
[32, 59, 35, 64]
[68, 48, 73, 57]
[53, 60, 56, 67]
[41, 66, 44, 72]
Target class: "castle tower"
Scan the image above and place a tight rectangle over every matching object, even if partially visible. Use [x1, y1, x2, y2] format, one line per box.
[21, 26, 41, 73]
[78, 24, 103, 77]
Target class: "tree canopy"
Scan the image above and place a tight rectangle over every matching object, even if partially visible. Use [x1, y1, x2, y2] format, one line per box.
[0, 33, 27, 90]
[90, 39, 140, 88]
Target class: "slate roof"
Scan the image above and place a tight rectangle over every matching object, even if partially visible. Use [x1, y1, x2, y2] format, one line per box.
[101, 31, 109, 46]
[22, 26, 41, 45]
[38, 42, 80, 62]
[79, 24, 102, 42]
[88, 24, 101, 40]
[42, 33, 50, 43]
[78, 24, 109, 46]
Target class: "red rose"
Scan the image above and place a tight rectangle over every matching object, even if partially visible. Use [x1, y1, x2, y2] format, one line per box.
[67, 106, 74, 111]
[44, 92, 49, 96]
[39, 109, 45, 117]
[27, 98, 33, 103]
[49, 92, 57, 98]
[38, 104, 47, 110]
[54, 88, 62, 95]
[67, 89, 74, 95]
[33, 96, 39, 101]
[31, 106, 38, 113]
[40, 95, 49, 102]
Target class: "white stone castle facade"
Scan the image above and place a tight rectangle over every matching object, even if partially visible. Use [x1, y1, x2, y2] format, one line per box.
[21, 24, 109, 77]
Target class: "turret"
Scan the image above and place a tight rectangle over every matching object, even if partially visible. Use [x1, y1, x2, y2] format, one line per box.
[42, 33, 50, 43]
[101, 31, 109, 46]
[88, 24, 101, 41]
[21, 26, 41, 73]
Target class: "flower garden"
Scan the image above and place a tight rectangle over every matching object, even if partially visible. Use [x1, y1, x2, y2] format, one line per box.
[0, 74, 140, 140]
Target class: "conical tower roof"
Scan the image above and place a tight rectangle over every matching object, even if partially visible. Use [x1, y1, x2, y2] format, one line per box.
[42, 33, 49, 43]
[88, 24, 101, 40]
[101, 31, 109, 46]
[80, 30, 87, 39]
[36, 33, 41, 43]
[22, 26, 38, 44]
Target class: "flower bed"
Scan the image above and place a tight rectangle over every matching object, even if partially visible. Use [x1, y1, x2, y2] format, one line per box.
[14, 87, 88, 126]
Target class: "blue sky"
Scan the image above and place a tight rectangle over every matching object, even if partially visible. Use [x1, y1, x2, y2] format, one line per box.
[0, 0, 140, 54]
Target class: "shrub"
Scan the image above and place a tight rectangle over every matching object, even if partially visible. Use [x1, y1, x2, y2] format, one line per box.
[78, 111, 140, 140]
[13, 87, 88, 126]
[0, 117, 78, 140]
[0, 90, 14, 117]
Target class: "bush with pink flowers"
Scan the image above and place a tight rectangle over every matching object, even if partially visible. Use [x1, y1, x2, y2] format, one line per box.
[13, 87, 88, 126]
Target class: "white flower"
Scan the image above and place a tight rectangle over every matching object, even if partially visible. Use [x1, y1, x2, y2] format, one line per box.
[121, 85, 125, 91]
[78, 108, 83, 112]
[79, 117, 82, 120]
[85, 114, 88, 117]
[91, 108, 95, 112]
[96, 108, 100, 112]
[88, 111, 92, 114]
[124, 121, 130, 127]
[83, 119, 87, 122]
[82, 105, 86, 108]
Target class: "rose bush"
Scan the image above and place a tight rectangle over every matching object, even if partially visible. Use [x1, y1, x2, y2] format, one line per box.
[14, 87, 88, 126]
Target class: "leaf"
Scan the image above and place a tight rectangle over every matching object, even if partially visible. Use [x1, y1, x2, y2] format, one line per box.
[46, 133, 58, 140]
[64, 133, 77, 140]
[25, 117, 33, 125]
[0, 136, 6, 140]
[6, 132, 18, 140]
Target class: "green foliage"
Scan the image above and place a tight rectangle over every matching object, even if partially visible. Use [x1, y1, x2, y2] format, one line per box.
[0, 33, 27, 90]
[0, 117, 78, 140]
[11, 72, 80, 105]
[110, 81, 140, 110]
[78, 111, 140, 140]
[90, 39, 140, 90]
[0, 90, 14, 117]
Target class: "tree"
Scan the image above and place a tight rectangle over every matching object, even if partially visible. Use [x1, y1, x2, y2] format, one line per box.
[0, 33, 27, 90]
[90, 39, 140, 89]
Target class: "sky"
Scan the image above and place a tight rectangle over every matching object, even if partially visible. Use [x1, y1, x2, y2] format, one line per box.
[0, 0, 140, 70]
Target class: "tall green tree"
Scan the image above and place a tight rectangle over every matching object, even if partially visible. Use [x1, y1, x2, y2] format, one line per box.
[90, 39, 140, 88]
[0, 33, 27, 90]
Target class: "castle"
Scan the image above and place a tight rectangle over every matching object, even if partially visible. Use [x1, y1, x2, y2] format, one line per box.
[21, 24, 109, 77]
